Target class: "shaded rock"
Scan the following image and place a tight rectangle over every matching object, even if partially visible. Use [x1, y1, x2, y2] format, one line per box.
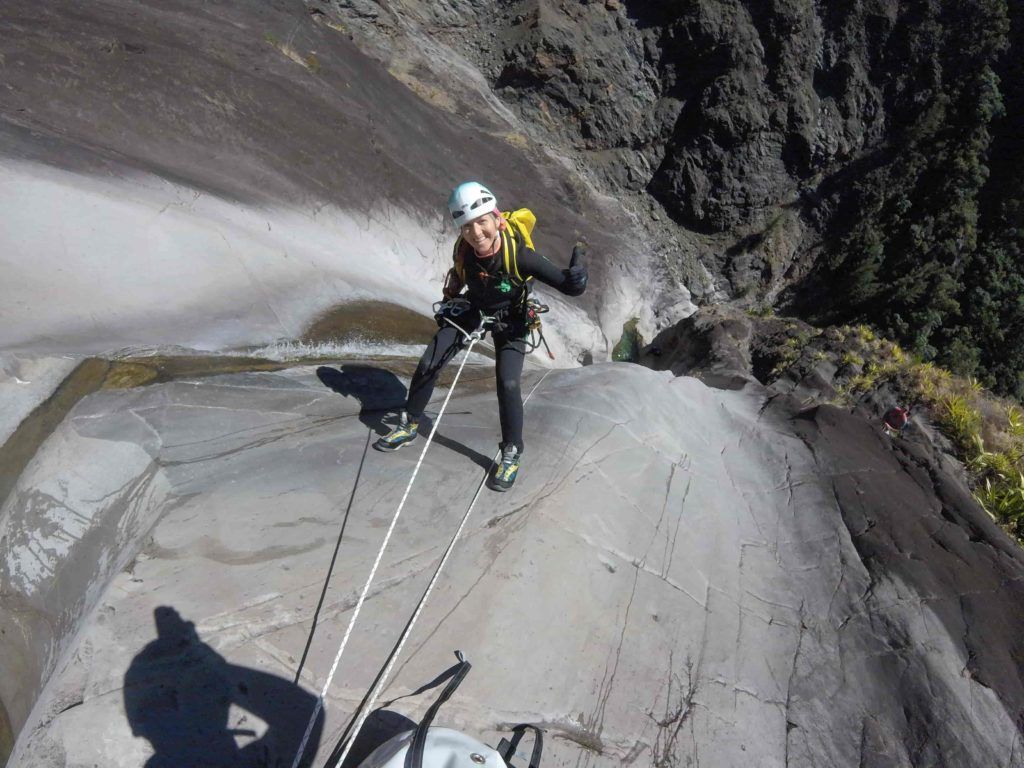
[638, 305, 756, 389]
[785, 399, 1024, 753]
[638, 307, 877, 403]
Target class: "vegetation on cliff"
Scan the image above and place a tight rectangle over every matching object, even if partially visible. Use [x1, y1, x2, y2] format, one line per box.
[788, 0, 1024, 398]
[756, 315, 1024, 540]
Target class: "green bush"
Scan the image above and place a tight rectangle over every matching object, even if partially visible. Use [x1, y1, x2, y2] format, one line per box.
[936, 394, 983, 457]
[976, 474, 1024, 537]
[612, 318, 642, 362]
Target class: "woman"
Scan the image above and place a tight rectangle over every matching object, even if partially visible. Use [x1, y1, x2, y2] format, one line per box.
[374, 181, 588, 492]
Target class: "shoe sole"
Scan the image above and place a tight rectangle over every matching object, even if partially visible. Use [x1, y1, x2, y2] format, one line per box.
[373, 439, 416, 452]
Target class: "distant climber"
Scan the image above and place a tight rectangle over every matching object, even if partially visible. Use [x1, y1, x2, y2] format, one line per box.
[373, 181, 588, 492]
[883, 405, 912, 437]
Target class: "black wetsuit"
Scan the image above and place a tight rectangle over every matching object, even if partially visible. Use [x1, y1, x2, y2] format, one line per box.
[406, 229, 579, 452]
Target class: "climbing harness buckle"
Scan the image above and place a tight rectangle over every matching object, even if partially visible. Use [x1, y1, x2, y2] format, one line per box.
[433, 297, 473, 322]
[522, 299, 554, 359]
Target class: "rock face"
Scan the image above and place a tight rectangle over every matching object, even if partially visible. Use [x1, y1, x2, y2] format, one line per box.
[6, 0, 1020, 357]
[3, 359, 1022, 767]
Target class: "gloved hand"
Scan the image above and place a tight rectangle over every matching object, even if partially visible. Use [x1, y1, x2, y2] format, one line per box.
[434, 297, 473, 328]
[562, 244, 588, 296]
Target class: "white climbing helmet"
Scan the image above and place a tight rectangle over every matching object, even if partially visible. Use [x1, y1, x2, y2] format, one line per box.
[447, 181, 498, 225]
[357, 727, 509, 768]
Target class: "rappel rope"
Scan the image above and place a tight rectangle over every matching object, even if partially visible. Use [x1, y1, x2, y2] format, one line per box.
[290, 316, 488, 768]
[329, 367, 551, 768]
[292, 315, 550, 768]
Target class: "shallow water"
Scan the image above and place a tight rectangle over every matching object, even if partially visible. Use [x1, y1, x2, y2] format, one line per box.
[0, 358, 110, 513]
[302, 299, 437, 346]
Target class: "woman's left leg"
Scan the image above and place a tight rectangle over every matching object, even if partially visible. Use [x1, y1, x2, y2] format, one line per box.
[494, 334, 528, 451]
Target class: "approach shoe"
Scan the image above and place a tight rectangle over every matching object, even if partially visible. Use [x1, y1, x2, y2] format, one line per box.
[373, 416, 419, 452]
[488, 444, 521, 492]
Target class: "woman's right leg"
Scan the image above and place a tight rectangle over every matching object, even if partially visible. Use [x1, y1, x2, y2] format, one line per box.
[405, 325, 466, 419]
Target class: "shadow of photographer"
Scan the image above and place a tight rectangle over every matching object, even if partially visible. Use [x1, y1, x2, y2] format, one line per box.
[124, 607, 324, 767]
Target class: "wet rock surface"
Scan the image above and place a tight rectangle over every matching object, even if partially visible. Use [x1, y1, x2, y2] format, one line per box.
[0, 0, 666, 357]
[0, 357, 80, 448]
[3, 360, 1022, 766]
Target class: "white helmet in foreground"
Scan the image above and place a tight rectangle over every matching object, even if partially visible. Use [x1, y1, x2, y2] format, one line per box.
[352, 652, 543, 768]
[448, 181, 498, 225]
[357, 727, 508, 768]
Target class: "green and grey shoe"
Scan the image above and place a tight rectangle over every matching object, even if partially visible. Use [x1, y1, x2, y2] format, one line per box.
[373, 415, 419, 452]
[488, 444, 521, 492]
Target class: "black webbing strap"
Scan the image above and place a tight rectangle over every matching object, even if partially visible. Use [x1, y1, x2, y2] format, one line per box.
[496, 724, 544, 768]
[404, 651, 472, 768]
[380, 654, 466, 709]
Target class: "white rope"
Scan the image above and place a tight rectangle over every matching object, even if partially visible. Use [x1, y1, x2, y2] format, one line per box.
[329, 368, 551, 768]
[290, 327, 486, 768]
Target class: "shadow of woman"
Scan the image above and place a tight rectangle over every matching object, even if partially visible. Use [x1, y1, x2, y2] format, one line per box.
[123, 607, 324, 768]
[316, 364, 407, 436]
[316, 364, 493, 470]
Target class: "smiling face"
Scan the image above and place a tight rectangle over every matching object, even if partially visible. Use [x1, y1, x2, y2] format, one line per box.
[460, 213, 501, 255]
